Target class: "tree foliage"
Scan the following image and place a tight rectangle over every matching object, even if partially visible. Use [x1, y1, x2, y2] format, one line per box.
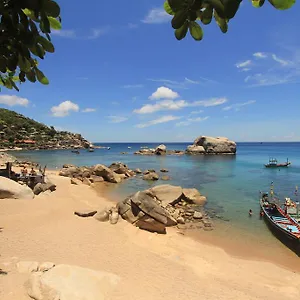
[0, 0, 61, 91]
[164, 0, 296, 41]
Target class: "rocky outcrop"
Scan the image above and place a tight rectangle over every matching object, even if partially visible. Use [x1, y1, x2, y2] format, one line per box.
[117, 185, 209, 234]
[134, 148, 184, 156]
[155, 144, 167, 155]
[0, 176, 34, 199]
[143, 172, 159, 181]
[93, 164, 121, 183]
[186, 136, 236, 154]
[33, 181, 56, 195]
[25, 264, 120, 300]
[108, 162, 129, 174]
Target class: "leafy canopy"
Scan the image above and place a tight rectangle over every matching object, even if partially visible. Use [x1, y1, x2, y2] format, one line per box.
[164, 0, 296, 41]
[0, 0, 61, 91]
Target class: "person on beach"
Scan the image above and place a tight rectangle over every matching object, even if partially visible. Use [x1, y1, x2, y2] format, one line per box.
[29, 167, 36, 176]
[21, 166, 28, 177]
[249, 209, 253, 216]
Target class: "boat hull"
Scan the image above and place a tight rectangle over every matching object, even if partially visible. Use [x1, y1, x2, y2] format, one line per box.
[265, 163, 290, 168]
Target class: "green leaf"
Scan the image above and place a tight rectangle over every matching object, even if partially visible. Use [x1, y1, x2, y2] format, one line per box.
[175, 21, 189, 40]
[4, 79, 13, 89]
[204, 0, 226, 18]
[26, 70, 36, 82]
[18, 55, 31, 72]
[214, 11, 228, 33]
[37, 36, 55, 53]
[0, 58, 6, 73]
[189, 21, 203, 40]
[252, 0, 265, 7]
[172, 10, 188, 29]
[10, 79, 20, 91]
[22, 9, 39, 22]
[35, 69, 49, 85]
[30, 44, 45, 59]
[19, 72, 26, 82]
[201, 6, 213, 24]
[48, 17, 62, 30]
[44, 0, 61, 18]
[168, 0, 186, 12]
[164, 1, 175, 15]
[40, 13, 51, 33]
[223, 0, 242, 19]
[268, 0, 295, 9]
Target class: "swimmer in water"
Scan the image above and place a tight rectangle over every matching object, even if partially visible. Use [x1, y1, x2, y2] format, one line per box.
[249, 209, 253, 216]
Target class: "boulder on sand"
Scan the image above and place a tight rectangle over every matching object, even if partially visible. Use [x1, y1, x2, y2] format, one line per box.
[25, 264, 120, 300]
[0, 176, 34, 199]
[33, 182, 56, 195]
[149, 184, 183, 207]
[93, 164, 121, 183]
[59, 166, 80, 177]
[186, 136, 236, 154]
[182, 188, 207, 206]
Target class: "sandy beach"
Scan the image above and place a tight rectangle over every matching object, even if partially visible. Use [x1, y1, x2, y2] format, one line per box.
[1, 171, 300, 300]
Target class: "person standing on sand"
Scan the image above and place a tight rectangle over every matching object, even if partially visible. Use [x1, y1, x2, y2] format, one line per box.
[21, 166, 28, 177]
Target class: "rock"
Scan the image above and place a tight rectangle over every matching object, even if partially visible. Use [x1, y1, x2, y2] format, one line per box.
[187, 136, 236, 154]
[109, 207, 119, 224]
[82, 178, 92, 186]
[134, 168, 142, 174]
[71, 178, 82, 185]
[134, 149, 155, 155]
[117, 197, 145, 224]
[94, 209, 110, 222]
[17, 261, 39, 273]
[74, 210, 97, 217]
[90, 175, 104, 183]
[118, 174, 127, 180]
[109, 162, 129, 174]
[62, 164, 76, 168]
[177, 216, 185, 224]
[149, 185, 183, 207]
[161, 175, 170, 181]
[33, 182, 56, 195]
[24, 264, 120, 300]
[143, 172, 159, 181]
[193, 211, 203, 219]
[81, 170, 91, 178]
[38, 262, 55, 272]
[160, 169, 169, 173]
[155, 144, 167, 155]
[59, 166, 80, 177]
[93, 164, 121, 183]
[186, 145, 205, 154]
[135, 215, 166, 234]
[0, 176, 34, 199]
[182, 188, 207, 206]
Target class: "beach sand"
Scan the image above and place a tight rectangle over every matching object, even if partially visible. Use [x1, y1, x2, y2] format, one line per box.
[0, 172, 300, 300]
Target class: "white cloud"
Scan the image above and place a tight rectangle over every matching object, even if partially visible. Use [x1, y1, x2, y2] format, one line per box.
[190, 110, 204, 114]
[82, 108, 96, 113]
[176, 116, 209, 127]
[244, 73, 292, 86]
[51, 101, 79, 117]
[253, 52, 267, 59]
[242, 68, 251, 72]
[52, 29, 76, 38]
[136, 115, 181, 128]
[148, 77, 214, 89]
[223, 100, 256, 111]
[0, 95, 29, 107]
[88, 27, 110, 39]
[107, 116, 128, 123]
[236, 60, 252, 68]
[149, 86, 179, 100]
[134, 97, 227, 114]
[122, 84, 144, 89]
[142, 8, 172, 24]
[271, 54, 290, 66]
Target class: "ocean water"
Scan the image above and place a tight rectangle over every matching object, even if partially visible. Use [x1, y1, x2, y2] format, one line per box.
[10, 142, 300, 257]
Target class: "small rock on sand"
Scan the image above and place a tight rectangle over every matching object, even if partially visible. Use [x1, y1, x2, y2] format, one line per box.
[74, 210, 97, 217]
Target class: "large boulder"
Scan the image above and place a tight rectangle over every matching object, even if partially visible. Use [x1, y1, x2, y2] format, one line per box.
[149, 185, 183, 207]
[186, 136, 236, 154]
[143, 172, 159, 181]
[25, 264, 120, 300]
[108, 162, 129, 174]
[0, 176, 34, 199]
[155, 144, 167, 155]
[93, 164, 121, 183]
[59, 167, 80, 177]
[182, 188, 207, 206]
[33, 182, 56, 195]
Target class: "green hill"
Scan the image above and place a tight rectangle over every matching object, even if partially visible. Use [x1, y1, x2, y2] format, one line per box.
[0, 108, 90, 150]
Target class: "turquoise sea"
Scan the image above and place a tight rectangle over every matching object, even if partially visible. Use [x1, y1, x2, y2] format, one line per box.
[10, 142, 300, 261]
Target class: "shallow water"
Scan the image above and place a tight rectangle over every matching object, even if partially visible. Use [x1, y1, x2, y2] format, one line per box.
[11, 142, 300, 261]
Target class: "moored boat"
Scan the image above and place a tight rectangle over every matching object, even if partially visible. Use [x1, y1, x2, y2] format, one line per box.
[265, 158, 291, 168]
[259, 192, 300, 254]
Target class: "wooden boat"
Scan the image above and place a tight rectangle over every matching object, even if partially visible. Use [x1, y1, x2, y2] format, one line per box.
[265, 158, 291, 168]
[260, 192, 300, 253]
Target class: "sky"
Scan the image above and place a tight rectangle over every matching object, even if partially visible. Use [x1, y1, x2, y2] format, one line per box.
[1, 0, 300, 143]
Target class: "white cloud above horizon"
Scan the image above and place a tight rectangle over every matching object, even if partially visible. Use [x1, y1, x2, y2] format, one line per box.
[236, 60, 252, 69]
[142, 8, 171, 24]
[149, 86, 179, 100]
[51, 101, 79, 117]
[147, 77, 214, 89]
[107, 116, 129, 123]
[82, 108, 96, 113]
[253, 52, 268, 59]
[136, 115, 181, 128]
[0, 95, 30, 107]
[176, 116, 209, 127]
[51, 27, 110, 39]
[122, 84, 144, 89]
[223, 100, 256, 111]
[52, 29, 76, 38]
[134, 97, 227, 114]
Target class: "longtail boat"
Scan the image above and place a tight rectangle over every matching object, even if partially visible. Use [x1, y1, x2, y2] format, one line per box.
[265, 158, 291, 168]
[260, 192, 300, 254]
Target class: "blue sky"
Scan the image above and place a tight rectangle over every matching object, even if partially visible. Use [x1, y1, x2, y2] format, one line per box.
[1, 1, 300, 142]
